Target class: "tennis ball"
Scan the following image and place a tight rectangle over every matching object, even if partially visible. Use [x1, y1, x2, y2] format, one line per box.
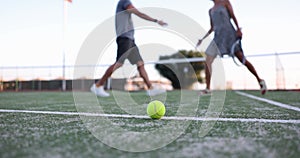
[147, 100, 166, 119]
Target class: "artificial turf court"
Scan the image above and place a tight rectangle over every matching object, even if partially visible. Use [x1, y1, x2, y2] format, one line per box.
[0, 90, 299, 158]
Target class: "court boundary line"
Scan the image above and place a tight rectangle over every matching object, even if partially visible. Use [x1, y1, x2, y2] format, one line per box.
[235, 91, 300, 112]
[0, 109, 299, 124]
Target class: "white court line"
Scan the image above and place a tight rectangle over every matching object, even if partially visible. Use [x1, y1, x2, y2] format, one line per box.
[0, 109, 299, 124]
[235, 91, 300, 112]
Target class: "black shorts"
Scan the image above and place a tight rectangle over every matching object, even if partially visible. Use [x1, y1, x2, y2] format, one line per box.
[116, 37, 143, 64]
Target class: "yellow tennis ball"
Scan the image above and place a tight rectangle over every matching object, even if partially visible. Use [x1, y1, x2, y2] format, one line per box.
[147, 100, 166, 119]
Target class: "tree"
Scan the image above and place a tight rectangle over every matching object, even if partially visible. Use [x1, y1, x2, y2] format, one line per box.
[155, 50, 205, 89]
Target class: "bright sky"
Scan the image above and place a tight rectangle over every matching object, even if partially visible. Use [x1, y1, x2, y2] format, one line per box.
[0, 0, 300, 89]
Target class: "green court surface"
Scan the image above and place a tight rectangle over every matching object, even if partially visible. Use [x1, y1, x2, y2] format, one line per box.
[0, 90, 299, 158]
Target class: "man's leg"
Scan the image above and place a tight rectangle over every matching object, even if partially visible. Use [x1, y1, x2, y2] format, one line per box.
[136, 61, 152, 89]
[136, 61, 166, 96]
[95, 62, 123, 87]
[91, 62, 123, 97]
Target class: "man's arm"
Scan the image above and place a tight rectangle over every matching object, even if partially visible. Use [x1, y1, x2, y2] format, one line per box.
[126, 4, 167, 26]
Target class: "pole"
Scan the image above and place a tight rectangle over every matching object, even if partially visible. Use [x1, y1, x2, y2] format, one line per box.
[0, 66, 3, 91]
[62, 51, 66, 91]
[62, 0, 68, 91]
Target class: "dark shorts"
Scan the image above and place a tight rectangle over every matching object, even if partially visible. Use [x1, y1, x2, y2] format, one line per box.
[116, 37, 143, 64]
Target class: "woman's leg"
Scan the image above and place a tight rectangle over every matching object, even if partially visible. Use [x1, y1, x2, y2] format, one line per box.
[235, 51, 266, 94]
[205, 55, 215, 90]
[235, 51, 262, 82]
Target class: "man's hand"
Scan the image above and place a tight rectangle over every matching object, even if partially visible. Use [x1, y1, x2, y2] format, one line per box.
[157, 20, 168, 27]
[126, 4, 168, 27]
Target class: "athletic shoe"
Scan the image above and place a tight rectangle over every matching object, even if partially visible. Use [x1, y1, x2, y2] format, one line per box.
[259, 80, 267, 95]
[147, 86, 166, 96]
[199, 89, 211, 96]
[90, 84, 110, 97]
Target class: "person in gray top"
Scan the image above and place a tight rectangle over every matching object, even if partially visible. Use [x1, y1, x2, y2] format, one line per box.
[91, 0, 167, 97]
[197, 0, 267, 95]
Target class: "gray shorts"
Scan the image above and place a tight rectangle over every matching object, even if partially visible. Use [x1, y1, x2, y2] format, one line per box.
[205, 41, 220, 58]
[116, 37, 143, 64]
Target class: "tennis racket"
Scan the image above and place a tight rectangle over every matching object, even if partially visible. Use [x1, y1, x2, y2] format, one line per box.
[230, 38, 246, 66]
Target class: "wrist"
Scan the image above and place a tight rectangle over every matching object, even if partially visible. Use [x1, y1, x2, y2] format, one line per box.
[153, 19, 158, 23]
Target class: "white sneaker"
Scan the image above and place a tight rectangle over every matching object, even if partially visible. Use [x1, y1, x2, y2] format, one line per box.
[90, 84, 110, 97]
[259, 80, 267, 95]
[147, 86, 166, 96]
[199, 89, 212, 96]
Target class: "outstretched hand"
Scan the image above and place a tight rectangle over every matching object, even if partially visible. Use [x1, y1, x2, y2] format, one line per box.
[196, 39, 203, 48]
[157, 20, 168, 27]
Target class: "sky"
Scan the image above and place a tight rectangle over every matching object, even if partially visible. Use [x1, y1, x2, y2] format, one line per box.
[0, 0, 300, 89]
